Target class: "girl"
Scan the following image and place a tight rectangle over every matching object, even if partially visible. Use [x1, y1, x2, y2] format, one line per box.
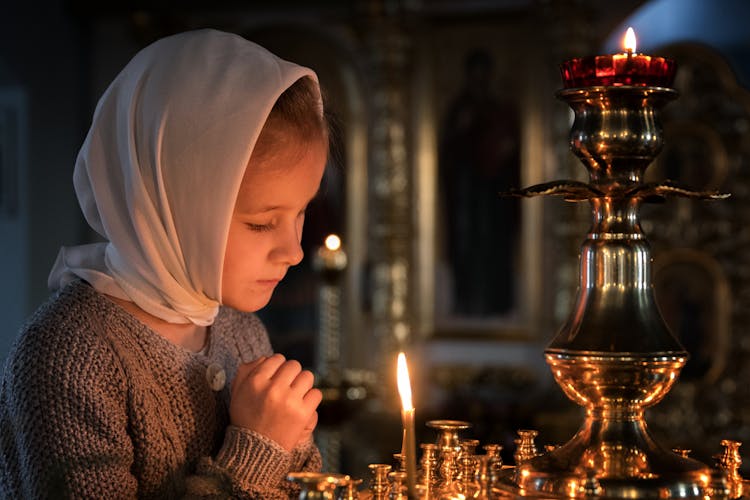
[0, 28, 329, 498]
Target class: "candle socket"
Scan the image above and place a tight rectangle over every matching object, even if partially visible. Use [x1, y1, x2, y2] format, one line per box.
[560, 53, 676, 88]
[388, 471, 409, 499]
[339, 477, 362, 500]
[287, 472, 349, 500]
[368, 464, 392, 500]
[426, 419, 471, 453]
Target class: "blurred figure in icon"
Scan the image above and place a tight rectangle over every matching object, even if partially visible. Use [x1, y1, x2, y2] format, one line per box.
[439, 48, 521, 317]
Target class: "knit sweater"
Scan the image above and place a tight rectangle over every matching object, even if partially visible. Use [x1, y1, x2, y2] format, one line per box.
[0, 280, 321, 498]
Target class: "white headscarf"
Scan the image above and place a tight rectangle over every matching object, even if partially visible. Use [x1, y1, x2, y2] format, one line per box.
[48, 29, 320, 326]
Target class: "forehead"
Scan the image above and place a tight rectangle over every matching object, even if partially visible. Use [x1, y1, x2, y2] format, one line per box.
[234, 140, 327, 211]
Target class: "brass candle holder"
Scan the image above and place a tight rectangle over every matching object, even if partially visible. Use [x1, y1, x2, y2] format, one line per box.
[287, 472, 349, 499]
[293, 417, 743, 498]
[426, 419, 472, 453]
[368, 463, 392, 500]
[499, 70, 729, 497]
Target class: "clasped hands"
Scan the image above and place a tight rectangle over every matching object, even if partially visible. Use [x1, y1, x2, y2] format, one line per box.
[229, 353, 322, 451]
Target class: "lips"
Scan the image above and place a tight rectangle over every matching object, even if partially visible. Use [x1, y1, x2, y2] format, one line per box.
[257, 277, 283, 286]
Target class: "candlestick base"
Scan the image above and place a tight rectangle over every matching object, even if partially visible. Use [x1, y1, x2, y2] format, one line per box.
[496, 348, 714, 498]
[504, 424, 711, 499]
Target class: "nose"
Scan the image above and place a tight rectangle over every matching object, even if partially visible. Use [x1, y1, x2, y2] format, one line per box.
[287, 239, 304, 266]
[272, 220, 304, 266]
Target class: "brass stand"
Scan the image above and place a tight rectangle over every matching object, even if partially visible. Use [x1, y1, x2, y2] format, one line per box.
[501, 85, 729, 498]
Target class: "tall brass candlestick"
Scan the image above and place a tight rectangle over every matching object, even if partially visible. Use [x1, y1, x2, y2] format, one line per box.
[312, 234, 348, 386]
[397, 352, 417, 498]
[312, 234, 348, 472]
[502, 27, 728, 498]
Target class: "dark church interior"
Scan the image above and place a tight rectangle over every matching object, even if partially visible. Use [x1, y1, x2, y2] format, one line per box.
[4, 0, 750, 496]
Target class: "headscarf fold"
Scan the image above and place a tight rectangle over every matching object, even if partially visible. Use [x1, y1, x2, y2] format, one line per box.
[48, 29, 319, 325]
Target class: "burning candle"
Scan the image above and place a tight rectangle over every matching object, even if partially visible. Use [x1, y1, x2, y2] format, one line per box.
[397, 352, 417, 498]
[313, 234, 348, 272]
[560, 27, 676, 88]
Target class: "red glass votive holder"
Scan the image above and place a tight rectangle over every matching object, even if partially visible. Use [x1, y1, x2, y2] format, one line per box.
[560, 53, 676, 88]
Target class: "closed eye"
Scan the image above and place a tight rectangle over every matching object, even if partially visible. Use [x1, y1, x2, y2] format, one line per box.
[246, 223, 275, 232]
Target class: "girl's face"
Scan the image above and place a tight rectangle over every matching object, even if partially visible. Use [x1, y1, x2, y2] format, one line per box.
[221, 138, 327, 312]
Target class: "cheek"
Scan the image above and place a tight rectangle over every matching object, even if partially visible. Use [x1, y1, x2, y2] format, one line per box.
[222, 227, 247, 284]
[223, 230, 237, 269]
[223, 227, 266, 279]
[222, 249, 237, 279]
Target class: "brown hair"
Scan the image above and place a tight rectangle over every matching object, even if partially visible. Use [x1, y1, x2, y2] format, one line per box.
[252, 76, 330, 163]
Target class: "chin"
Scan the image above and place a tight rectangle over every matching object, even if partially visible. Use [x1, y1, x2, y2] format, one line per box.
[224, 293, 272, 313]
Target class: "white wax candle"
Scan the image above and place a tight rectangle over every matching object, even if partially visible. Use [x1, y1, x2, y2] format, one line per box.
[402, 407, 417, 496]
[397, 352, 417, 498]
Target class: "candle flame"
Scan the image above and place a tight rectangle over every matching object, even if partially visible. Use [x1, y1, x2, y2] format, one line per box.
[324, 234, 341, 251]
[397, 352, 413, 411]
[624, 27, 636, 53]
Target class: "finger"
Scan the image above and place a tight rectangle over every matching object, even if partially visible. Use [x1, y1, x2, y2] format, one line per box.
[238, 356, 267, 375]
[290, 369, 315, 395]
[269, 359, 303, 385]
[231, 356, 268, 392]
[234, 355, 269, 379]
[302, 387, 323, 410]
[253, 353, 287, 379]
[232, 354, 286, 398]
[245, 355, 268, 368]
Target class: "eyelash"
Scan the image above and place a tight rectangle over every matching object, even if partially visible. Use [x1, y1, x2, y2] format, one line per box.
[244, 209, 307, 233]
[246, 223, 275, 232]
